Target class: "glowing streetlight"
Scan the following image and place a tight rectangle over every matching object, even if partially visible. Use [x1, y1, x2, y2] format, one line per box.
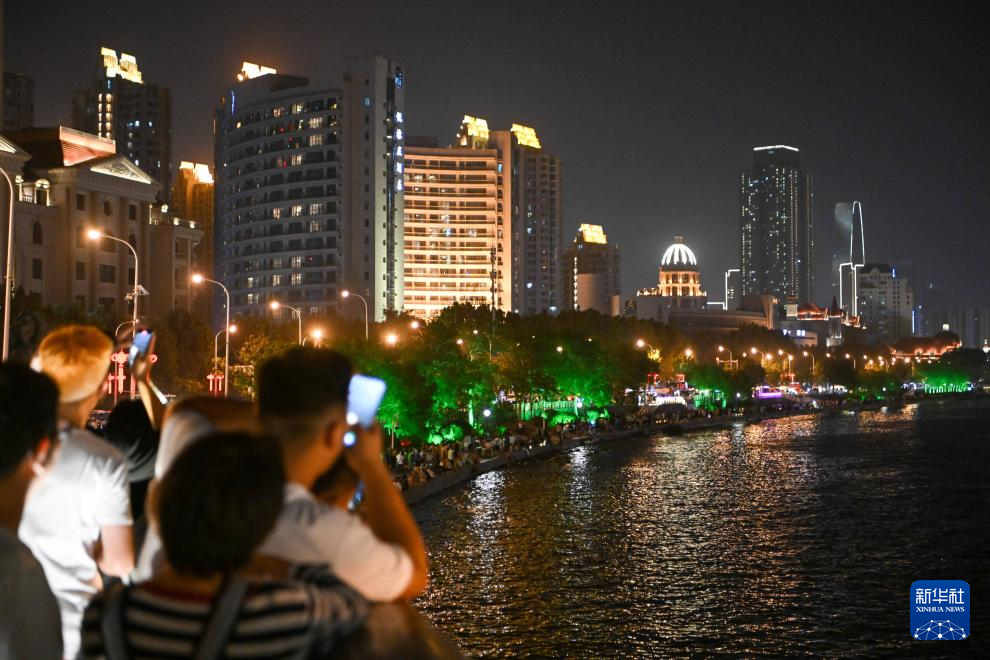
[341, 289, 369, 340]
[802, 350, 816, 383]
[191, 273, 231, 395]
[409, 320, 420, 330]
[456, 338, 464, 346]
[482, 408, 492, 418]
[684, 348, 693, 358]
[556, 345, 564, 353]
[270, 300, 303, 345]
[214, 324, 237, 368]
[1, 165, 15, 360]
[385, 333, 399, 347]
[717, 345, 735, 370]
[303, 328, 325, 347]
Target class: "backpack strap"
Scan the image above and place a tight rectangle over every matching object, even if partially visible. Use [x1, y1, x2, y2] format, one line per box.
[100, 581, 130, 660]
[193, 577, 250, 660]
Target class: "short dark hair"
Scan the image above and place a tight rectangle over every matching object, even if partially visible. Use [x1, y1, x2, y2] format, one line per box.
[157, 432, 284, 577]
[0, 364, 59, 476]
[257, 346, 352, 424]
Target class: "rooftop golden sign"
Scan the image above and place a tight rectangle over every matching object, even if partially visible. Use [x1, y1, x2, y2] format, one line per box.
[510, 123, 541, 149]
[578, 223, 607, 244]
[101, 47, 143, 83]
[237, 62, 277, 81]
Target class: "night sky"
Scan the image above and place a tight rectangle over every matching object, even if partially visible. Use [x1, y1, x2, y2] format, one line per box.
[7, 1, 989, 307]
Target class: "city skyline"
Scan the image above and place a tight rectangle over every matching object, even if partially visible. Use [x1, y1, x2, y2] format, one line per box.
[5, 0, 989, 306]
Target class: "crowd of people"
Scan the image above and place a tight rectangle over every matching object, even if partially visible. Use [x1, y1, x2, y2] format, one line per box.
[382, 419, 610, 491]
[0, 324, 429, 659]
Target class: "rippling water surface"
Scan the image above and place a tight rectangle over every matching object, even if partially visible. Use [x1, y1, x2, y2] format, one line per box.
[413, 399, 990, 657]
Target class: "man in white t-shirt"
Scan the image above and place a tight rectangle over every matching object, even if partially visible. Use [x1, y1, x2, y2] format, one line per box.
[21, 325, 134, 658]
[256, 348, 428, 602]
[0, 364, 63, 660]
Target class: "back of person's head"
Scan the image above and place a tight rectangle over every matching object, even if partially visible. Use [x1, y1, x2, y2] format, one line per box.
[156, 431, 284, 577]
[33, 324, 113, 403]
[257, 347, 352, 438]
[0, 363, 59, 476]
[103, 399, 159, 483]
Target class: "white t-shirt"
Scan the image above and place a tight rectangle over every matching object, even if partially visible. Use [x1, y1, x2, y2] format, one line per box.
[19, 427, 131, 660]
[258, 482, 413, 602]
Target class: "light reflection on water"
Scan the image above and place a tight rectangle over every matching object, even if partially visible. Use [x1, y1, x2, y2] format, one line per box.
[414, 400, 990, 657]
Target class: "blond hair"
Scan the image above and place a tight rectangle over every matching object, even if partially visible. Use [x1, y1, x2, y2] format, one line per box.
[34, 325, 114, 403]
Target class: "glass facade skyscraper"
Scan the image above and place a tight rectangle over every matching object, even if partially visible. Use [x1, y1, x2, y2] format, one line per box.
[739, 145, 814, 304]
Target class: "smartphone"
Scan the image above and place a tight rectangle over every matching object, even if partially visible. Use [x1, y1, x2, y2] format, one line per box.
[343, 374, 387, 447]
[128, 329, 154, 366]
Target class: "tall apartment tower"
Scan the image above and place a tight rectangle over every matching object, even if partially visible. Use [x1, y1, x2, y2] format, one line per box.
[403, 122, 508, 318]
[487, 125, 562, 315]
[3, 71, 34, 129]
[342, 55, 405, 319]
[739, 145, 814, 304]
[72, 47, 172, 199]
[561, 223, 620, 315]
[172, 162, 214, 314]
[858, 263, 914, 342]
[213, 56, 404, 321]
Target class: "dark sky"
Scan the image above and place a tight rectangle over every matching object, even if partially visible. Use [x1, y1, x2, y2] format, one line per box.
[7, 0, 990, 306]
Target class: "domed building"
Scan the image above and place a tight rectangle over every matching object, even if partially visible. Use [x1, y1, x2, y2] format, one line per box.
[635, 236, 706, 309]
[657, 236, 705, 306]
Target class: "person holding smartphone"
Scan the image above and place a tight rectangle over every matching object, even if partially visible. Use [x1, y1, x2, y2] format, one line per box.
[255, 347, 428, 602]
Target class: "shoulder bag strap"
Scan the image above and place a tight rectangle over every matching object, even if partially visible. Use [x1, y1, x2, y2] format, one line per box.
[100, 581, 130, 660]
[193, 577, 250, 660]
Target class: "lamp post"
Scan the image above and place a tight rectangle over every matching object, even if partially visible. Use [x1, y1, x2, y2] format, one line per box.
[384, 332, 398, 347]
[341, 289, 368, 341]
[802, 350, 815, 384]
[89, 229, 140, 395]
[1, 166, 15, 360]
[845, 353, 857, 369]
[88, 229, 140, 332]
[270, 301, 302, 345]
[192, 274, 230, 396]
[717, 345, 736, 370]
[214, 324, 237, 369]
[303, 328, 324, 347]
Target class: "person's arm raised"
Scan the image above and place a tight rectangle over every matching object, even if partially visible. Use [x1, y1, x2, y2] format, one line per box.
[344, 424, 428, 600]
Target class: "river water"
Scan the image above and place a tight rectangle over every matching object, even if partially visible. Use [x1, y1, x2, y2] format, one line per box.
[413, 399, 989, 657]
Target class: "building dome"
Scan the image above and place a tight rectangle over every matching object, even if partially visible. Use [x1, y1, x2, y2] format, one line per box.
[661, 235, 698, 269]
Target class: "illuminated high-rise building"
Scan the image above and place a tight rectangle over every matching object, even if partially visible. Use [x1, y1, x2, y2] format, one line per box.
[488, 125, 562, 315]
[403, 125, 507, 318]
[172, 162, 215, 314]
[213, 56, 404, 321]
[858, 263, 913, 342]
[561, 223, 620, 314]
[72, 47, 172, 198]
[740, 145, 814, 304]
[832, 201, 866, 316]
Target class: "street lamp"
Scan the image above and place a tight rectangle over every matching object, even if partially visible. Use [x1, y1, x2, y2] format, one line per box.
[341, 289, 368, 341]
[89, 229, 140, 396]
[215, 324, 237, 368]
[191, 273, 231, 396]
[556, 345, 564, 353]
[385, 332, 398, 347]
[802, 350, 816, 383]
[684, 348, 694, 359]
[270, 300, 303, 345]
[303, 328, 325, 347]
[87, 229, 140, 334]
[1, 165, 15, 361]
[845, 353, 857, 369]
[717, 345, 735, 370]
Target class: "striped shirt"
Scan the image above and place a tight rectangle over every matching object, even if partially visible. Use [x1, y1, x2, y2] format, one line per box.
[80, 565, 367, 659]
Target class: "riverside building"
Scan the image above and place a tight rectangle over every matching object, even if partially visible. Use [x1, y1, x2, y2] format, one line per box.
[739, 145, 814, 304]
[72, 47, 172, 198]
[561, 223, 620, 315]
[403, 128, 507, 318]
[213, 56, 405, 321]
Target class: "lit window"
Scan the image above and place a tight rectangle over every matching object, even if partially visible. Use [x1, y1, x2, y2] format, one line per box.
[362, 96, 371, 108]
[291, 273, 302, 285]
[291, 205, 303, 217]
[307, 117, 323, 129]
[308, 134, 324, 146]
[272, 274, 283, 286]
[272, 258, 283, 269]
[293, 102, 304, 114]
[272, 207, 282, 219]
[291, 256, 302, 268]
[309, 220, 321, 232]
[290, 154, 302, 166]
[308, 202, 323, 215]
